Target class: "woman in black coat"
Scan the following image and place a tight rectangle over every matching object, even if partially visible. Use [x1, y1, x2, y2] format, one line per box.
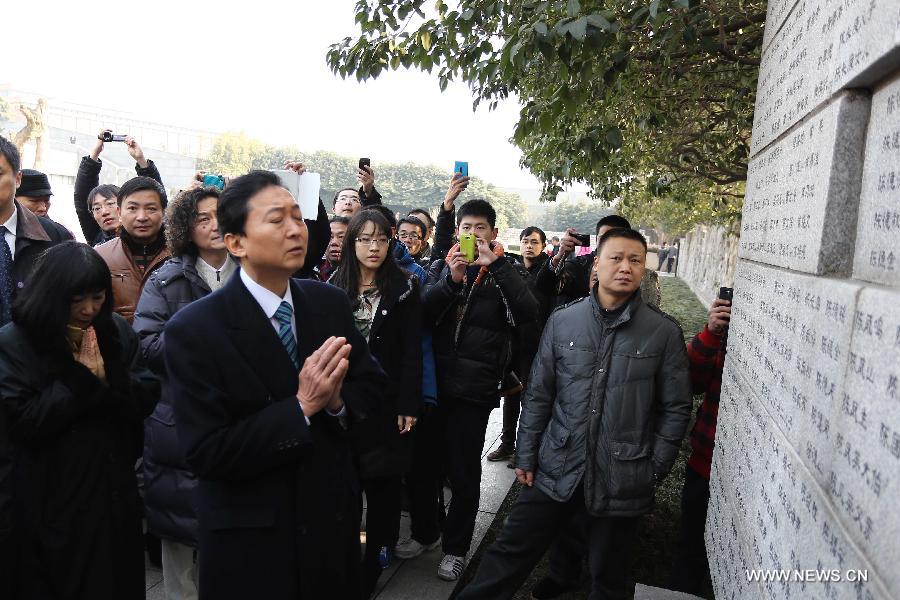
[0, 241, 160, 599]
[330, 209, 423, 599]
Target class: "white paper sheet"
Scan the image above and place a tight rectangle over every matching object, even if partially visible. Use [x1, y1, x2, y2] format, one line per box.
[272, 170, 321, 219]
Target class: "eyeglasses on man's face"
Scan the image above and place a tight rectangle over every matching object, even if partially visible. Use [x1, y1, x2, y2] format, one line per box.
[398, 231, 421, 241]
[91, 198, 118, 214]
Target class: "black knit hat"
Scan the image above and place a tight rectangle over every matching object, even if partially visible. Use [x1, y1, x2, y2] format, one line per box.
[17, 169, 53, 197]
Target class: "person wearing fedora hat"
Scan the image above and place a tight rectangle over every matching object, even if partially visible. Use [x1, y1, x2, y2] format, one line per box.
[15, 169, 53, 218]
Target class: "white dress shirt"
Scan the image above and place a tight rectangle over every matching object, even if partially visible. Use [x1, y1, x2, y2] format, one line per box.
[240, 268, 297, 339]
[238, 269, 345, 422]
[2, 208, 17, 259]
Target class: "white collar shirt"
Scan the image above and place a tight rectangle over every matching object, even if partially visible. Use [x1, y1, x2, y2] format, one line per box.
[239, 268, 296, 340]
[2, 208, 18, 259]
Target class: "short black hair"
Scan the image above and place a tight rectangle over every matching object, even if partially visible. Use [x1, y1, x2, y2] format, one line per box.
[398, 216, 426, 239]
[457, 198, 496, 229]
[595, 214, 631, 235]
[218, 170, 286, 236]
[551, 236, 560, 242]
[87, 183, 120, 207]
[165, 186, 222, 257]
[118, 176, 167, 208]
[330, 215, 351, 226]
[597, 228, 647, 253]
[332, 187, 359, 206]
[0, 136, 21, 173]
[12, 242, 114, 350]
[408, 208, 434, 229]
[363, 205, 397, 229]
[520, 226, 547, 245]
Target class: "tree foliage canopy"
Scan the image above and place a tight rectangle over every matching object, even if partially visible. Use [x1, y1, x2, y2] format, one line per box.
[199, 132, 527, 230]
[541, 199, 613, 232]
[326, 0, 763, 225]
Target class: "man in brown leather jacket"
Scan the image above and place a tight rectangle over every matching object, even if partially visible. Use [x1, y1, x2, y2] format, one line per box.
[94, 176, 170, 323]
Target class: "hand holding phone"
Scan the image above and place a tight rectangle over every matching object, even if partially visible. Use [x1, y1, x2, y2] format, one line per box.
[572, 233, 591, 246]
[454, 161, 469, 178]
[357, 158, 374, 195]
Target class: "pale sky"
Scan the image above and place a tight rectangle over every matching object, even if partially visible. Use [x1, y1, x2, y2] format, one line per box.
[5, 0, 542, 189]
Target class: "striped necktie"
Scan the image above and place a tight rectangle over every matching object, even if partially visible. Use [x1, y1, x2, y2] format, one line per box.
[274, 301, 299, 369]
[0, 226, 13, 326]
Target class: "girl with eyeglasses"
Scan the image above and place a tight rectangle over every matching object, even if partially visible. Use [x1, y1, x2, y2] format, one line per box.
[329, 209, 423, 598]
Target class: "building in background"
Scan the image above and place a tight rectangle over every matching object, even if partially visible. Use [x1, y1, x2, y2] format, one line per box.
[0, 86, 215, 241]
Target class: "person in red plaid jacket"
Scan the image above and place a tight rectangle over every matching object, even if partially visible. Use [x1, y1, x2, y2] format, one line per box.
[670, 295, 730, 594]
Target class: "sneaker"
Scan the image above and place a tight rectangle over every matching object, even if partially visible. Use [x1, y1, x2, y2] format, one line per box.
[531, 576, 574, 600]
[394, 536, 441, 560]
[378, 546, 392, 569]
[487, 443, 515, 462]
[437, 553, 466, 581]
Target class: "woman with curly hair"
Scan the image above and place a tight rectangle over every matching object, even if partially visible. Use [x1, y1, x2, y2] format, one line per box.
[133, 186, 237, 600]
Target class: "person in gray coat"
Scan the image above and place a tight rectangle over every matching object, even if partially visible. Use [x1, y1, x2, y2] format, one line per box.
[133, 186, 237, 600]
[457, 228, 691, 600]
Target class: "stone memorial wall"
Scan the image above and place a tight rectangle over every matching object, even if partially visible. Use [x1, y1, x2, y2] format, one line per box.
[707, 1, 900, 598]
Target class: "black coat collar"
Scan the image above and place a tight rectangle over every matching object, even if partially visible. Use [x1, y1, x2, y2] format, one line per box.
[369, 274, 416, 341]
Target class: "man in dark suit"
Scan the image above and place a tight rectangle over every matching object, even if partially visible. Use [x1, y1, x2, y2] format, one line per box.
[0, 136, 73, 598]
[163, 170, 386, 600]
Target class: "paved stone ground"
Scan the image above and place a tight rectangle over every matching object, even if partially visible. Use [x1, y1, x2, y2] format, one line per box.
[143, 380, 702, 600]
[144, 406, 516, 600]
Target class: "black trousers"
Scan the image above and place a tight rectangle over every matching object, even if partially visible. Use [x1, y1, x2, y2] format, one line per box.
[500, 391, 521, 448]
[406, 405, 445, 546]
[457, 484, 639, 600]
[669, 467, 710, 594]
[361, 475, 402, 599]
[405, 401, 493, 556]
[442, 402, 493, 556]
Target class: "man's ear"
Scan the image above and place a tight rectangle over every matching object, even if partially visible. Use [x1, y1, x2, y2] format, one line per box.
[14, 171, 22, 190]
[490, 227, 499, 241]
[224, 232, 246, 260]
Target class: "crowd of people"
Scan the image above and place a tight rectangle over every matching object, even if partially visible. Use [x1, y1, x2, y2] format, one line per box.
[0, 130, 729, 600]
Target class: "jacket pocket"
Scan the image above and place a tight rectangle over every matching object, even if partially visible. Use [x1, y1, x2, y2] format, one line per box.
[538, 420, 569, 475]
[607, 440, 654, 499]
[206, 506, 276, 530]
[611, 350, 660, 382]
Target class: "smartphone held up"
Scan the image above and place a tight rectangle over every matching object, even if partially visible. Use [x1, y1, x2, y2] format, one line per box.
[454, 161, 469, 178]
[459, 233, 476, 263]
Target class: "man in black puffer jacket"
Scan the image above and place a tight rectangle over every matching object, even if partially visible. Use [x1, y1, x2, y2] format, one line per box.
[396, 196, 537, 582]
[133, 186, 238, 599]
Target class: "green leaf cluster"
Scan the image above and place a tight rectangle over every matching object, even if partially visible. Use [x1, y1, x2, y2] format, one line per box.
[326, 0, 764, 228]
[198, 131, 528, 230]
[541, 199, 614, 232]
